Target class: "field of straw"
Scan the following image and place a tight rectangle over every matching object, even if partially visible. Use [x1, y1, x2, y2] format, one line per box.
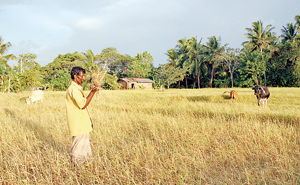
[0, 88, 300, 184]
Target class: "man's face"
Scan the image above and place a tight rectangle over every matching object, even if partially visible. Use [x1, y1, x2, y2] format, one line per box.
[74, 71, 85, 85]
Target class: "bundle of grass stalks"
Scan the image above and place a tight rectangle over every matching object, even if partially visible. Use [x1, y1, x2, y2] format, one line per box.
[89, 62, 109, 90]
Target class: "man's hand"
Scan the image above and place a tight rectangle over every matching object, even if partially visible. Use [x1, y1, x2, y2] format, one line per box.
[92, 83, 101, 91]
[82, 84, 101, 109]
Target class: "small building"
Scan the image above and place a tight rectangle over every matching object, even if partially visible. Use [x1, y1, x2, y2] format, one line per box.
[118, 78, 155, 90]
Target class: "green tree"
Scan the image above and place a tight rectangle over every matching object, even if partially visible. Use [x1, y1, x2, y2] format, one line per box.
[16, 53, 39, 72]
[264, 15, 300, 87]
[281, 23, 298, 43]
[284, 33, 300, 86]
[0, 37, 16, 92]
[47, 69, 71, 91]
[41, 52, 86, 91]
[238, 46, 264, 87]
[154, 64, 186, 89]
[166, 48, 179, 67]
[96, 47, 132, 76]
[14, 53, 41, 91]
[175, 38, 190, 88]
[102, 73, 121, 90]
[186, 37, 205, 89]
[128, 51, 153, 78]
[244, 20, 276, 85]
[117, 54, 132, 76]
[295, 14, 300, 33]
[83, 49, 98, 71]
[205, 36, 227, 88]
[42, 52, 86, 79]
[167, 37, 211, 88]
[219, 48, 240, 88]
[50, 52, 85, 69]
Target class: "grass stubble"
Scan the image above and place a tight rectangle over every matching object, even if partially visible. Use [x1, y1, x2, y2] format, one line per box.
[0, 88, 299, 184]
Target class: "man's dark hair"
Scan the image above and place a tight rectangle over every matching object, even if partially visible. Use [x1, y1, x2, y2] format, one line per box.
[71, 66, 86, 80]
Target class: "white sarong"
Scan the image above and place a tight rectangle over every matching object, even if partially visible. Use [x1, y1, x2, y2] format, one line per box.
[70, 132, 93, 164]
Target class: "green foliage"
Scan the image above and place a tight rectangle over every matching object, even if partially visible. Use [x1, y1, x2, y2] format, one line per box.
[128, 51, 153, 78]
[48, 51, 85, 70]
[281, 23, 298, 43]
[96, 47, 132, 76]
[154, 64, 187, 89]
[219, 48, 240, 88]
[214, 78, 230, 88]
[205, 36, 227, 88]
[40, 52, 87, 91]
[9, 53, 42, 91]
[17, 70, 41, 90]
[237, 48, 264, 87]
[244, 20, 277, 85]
[102, 73, 121, 90]
[82, 49, 97, 71]
[244, 20, 276, 51]
[186, 37, 206, 88]
[46, 69, 71, 91]
[166, 48, 179, 67]
[15, 53, 39, 72]
[0, 37, 16, 92]
[267, 34, 300, 87]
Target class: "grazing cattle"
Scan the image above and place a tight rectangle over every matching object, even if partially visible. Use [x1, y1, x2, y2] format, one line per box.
[252, 86, 270, 106]
[223, 90, 238, 100]
[26, 90, 44, 104]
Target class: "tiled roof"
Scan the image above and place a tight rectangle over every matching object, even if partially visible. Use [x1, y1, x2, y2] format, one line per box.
[135, 79, 154, 83]
[119, 78, 154, 83]
[121, 79, 131, 82]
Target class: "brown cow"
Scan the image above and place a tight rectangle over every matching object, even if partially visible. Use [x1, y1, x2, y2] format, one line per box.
[223, 90, 238, 100]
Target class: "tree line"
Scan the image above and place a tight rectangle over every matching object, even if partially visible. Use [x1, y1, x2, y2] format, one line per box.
[1, 14, 300, 92]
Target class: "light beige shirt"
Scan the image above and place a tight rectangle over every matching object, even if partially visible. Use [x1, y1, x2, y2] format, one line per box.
[65, 81, 92, 136]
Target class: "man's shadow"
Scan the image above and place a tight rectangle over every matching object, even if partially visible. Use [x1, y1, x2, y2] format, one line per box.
[4, 108, 68, 154]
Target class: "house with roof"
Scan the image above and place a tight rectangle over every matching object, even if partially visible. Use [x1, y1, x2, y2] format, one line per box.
[117, 78, 155, 90]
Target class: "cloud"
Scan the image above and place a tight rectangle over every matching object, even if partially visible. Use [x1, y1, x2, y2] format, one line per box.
[75, 17, 106, 31]
[10, 40, 40, 54]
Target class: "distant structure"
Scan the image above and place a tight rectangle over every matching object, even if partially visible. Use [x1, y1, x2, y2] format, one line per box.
[118, 78, 154, 90]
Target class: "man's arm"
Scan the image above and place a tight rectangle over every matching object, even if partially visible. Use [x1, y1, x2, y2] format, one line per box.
[82, 86, 99, 109]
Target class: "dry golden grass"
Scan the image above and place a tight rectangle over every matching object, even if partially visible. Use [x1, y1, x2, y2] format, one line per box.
[0, 88, 300, 184]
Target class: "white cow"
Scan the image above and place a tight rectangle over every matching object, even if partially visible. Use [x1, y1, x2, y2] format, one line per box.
[26, 90, 44, 104]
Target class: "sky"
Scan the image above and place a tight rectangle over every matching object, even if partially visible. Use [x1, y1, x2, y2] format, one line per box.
[1, 0, 299, 67]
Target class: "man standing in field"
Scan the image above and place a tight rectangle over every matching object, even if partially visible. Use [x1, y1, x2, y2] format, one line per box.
[65, 66, 100, 164]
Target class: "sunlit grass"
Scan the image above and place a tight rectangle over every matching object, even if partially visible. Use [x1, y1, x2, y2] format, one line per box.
[0, 88, 300, 184]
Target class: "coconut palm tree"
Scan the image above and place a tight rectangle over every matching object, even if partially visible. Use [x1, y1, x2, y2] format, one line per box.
[186, 37, 205, 89]
[176, 38, 189, 66]
[166, 48, 179, 67]
[205, 36, 227, 88]
[0, 37, 16, 92]
[175, 38, 190, 88]
[295, 14, 300, 34]
[281, 23, 298, 42]
[83, 49, 97, 70]
[244, 20, 276, 85]
[0, 37, 15, 61]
